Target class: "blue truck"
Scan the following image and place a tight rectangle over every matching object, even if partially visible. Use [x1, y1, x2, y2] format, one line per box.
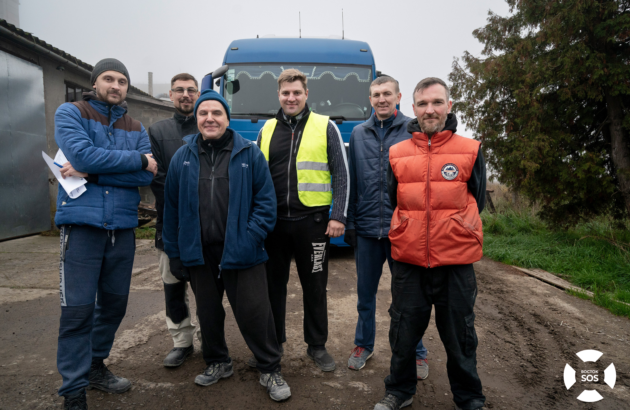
[201, 37, 378, 246]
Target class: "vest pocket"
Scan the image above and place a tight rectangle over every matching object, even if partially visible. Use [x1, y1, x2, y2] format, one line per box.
[451, 214, 482, 247]
[389, 215, 428, 266]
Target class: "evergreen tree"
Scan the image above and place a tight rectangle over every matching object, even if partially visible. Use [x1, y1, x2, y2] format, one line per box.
[450, 0, 630, 225]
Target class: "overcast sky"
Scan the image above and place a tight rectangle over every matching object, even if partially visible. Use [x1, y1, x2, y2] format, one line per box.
[21, 0, 511, 137]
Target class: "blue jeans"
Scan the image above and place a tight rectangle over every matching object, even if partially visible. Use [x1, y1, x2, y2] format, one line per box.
[353, 235, 427, 359]
[57, 225, 135, 396]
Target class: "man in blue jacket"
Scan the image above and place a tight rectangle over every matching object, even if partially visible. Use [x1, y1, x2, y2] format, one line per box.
[162, 90, 290, 402]
[53, 58, 157, 410]
[345, 76, 428, 376]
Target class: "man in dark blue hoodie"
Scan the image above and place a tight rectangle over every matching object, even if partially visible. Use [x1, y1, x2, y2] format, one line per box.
[345, 76, 428, 375]
[162, 89, 290, 402]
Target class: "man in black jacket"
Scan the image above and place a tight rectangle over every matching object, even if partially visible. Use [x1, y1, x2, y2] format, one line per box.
[148, 73, 200, 367]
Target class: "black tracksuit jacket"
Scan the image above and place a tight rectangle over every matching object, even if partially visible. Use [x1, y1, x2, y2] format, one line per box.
[148, 112, 197, 249]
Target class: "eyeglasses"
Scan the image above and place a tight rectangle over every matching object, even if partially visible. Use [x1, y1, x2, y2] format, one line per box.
[171, 88, 198, 95]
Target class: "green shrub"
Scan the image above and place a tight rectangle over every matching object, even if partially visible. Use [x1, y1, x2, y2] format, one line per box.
[482, 193, 630, 319]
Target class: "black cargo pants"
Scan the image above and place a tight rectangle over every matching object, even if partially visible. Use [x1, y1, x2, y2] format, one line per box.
[385, 262, 485, 410]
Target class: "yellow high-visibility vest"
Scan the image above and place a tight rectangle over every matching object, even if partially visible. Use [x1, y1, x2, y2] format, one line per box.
[260, 112, 332, 207]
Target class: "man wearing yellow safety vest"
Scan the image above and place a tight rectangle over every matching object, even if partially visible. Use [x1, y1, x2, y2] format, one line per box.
[255, 69, 349, 372]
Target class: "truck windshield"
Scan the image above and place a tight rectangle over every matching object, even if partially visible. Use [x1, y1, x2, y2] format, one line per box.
[224, 64, 372, 120]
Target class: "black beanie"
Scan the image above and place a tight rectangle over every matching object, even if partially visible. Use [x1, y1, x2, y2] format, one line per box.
[91, 58, 130, 85]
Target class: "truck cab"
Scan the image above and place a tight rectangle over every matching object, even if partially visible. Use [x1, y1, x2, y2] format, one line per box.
[202, 37, 377, 245]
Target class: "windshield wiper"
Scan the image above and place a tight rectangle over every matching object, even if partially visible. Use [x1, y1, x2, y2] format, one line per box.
[328, 116, 347, 120]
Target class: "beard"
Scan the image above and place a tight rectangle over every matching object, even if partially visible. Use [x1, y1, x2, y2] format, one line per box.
[95, 87, 122, 104]
[419, 113, 447, 135]
[175, 99, 194, 115]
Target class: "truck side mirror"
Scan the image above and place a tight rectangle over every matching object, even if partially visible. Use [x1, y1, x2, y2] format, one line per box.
[226, 80, 240, 95]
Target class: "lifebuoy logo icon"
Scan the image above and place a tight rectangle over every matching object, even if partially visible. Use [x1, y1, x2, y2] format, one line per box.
[564, 349, 616, 402]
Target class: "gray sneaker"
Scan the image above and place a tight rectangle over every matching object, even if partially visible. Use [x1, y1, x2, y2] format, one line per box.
[416, 358, 429, 380]
[374, 394, 413, 410]
[194, 359, 233, 386]
[306, 346, 336, 372]
[259, 372, 291, 401]
[247, 344, 283, 368]
[348, 346, 373, 370]
[88, 360, 131, 394]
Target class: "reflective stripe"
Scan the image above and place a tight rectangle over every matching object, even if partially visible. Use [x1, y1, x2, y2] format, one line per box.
[299, 182, 331, 192]
[297, 161, 329, 171]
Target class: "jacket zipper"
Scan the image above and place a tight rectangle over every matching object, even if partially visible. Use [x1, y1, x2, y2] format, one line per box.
[213, 141, 250, 276]
[287, 130, 294, 217]
[379, 140, 384, 239]
[426, 138, 432, 268]
[210, 148, 216, 240]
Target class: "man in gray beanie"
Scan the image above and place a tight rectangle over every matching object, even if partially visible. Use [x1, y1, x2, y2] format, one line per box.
[54, 58, 157, 410]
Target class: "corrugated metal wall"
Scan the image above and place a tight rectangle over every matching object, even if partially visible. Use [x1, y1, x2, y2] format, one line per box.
[0, 50, 51, 240]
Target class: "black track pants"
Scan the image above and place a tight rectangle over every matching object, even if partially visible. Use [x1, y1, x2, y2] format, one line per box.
[189, 244, 282, 373]
[384, 262, 485, 410]
[265, 213, 330, 346]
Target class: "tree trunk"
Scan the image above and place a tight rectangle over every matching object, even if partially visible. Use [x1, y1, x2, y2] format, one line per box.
[606, 92, 630, 215]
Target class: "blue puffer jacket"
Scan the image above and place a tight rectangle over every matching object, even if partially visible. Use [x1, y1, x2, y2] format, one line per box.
[54, 94, 153, 230]
[162, 130, 277, 270]
[346, 111, 413, 238]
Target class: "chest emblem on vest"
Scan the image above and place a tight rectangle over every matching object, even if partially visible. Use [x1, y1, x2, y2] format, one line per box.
[441, 163, 459, 180]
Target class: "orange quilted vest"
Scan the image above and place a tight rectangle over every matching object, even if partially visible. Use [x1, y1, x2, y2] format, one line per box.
[388, 129, 483, 268]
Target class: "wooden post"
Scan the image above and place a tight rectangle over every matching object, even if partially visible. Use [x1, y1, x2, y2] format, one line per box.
[486, 189, 496, 214]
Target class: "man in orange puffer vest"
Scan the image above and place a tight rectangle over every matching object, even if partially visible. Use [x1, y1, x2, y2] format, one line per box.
[373, 78, 486, 410]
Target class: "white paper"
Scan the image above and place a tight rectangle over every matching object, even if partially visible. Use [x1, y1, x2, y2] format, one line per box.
[42, 151, 87, 199]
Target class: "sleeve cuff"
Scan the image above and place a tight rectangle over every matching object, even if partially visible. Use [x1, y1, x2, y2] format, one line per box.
[330, 212, 347, 225]
[140, 153, 148, 170]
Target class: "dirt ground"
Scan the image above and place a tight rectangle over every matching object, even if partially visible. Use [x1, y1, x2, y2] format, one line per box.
[1, 235, 629, 409]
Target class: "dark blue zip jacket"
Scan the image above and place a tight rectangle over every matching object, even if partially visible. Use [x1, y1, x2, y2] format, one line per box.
[346, 111, 413, 238]
[54, 95, 153, 230]
[162, 130, 277, 270]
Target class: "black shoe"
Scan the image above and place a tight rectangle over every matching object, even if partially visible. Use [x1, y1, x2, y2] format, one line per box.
[64, 388, 87, 410]
[88, 359, 131, 394]
[374, 393, 413, 410]
[306, 346, 336, 372]
[163, 345, 194, 367]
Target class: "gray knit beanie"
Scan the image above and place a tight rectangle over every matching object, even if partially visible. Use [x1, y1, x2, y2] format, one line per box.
[91, 58, 130, 85]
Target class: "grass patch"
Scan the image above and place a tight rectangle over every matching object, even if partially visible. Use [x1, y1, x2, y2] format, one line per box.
[135, 227, 156, 240]
[483, 186, 630, 319]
